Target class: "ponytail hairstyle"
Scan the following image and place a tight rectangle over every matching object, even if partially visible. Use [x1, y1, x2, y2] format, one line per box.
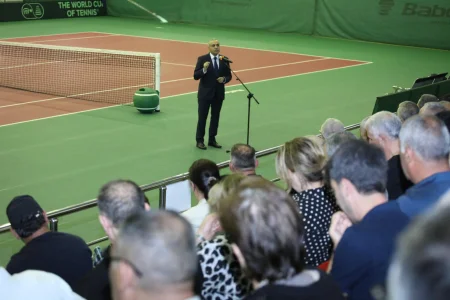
[188, 159, 220, 199]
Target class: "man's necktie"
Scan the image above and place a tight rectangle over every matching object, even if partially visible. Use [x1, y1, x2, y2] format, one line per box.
[213, 56, 219, 72]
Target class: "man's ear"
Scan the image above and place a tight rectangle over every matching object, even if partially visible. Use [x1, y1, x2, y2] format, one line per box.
[229, 162, 235, 172]
[254, 159, 259, 168]
[110, 259, 137, 298]
[10, 228, 20, 240]
[231, 244, 246, 269]
[99, 215, 116, 240]
[340, 178, 357, 200]
[43, 211, 49, 224]
[144, 203, 151, 211]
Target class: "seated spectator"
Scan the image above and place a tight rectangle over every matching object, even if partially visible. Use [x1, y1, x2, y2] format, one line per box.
[326, 140, 410, 300]
[6, 195, 92, 289]
[0, 267, 84, 299]
[365, 111, 413, 200]
[396, 101, 419, 122]
[73, 179, 152, 300]
[218, 177, 345, 300]
[229, 143, 259, 176]
[417, 93, 438, 108]
[320, 118, 345, 139]
[197, 174, 252, 300]
[420, 101, 446, 116]
[276, 137, 339, 266]
[395, 114, 450, 217]
[359, 116, 370, 141]
[325, 131, 357, 157]
[387, 191, 450, 300]
[182, 159, 220, 232]
[110, 210, 201, 300]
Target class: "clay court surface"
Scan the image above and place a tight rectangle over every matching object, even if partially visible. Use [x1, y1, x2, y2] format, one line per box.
[0, 32, 370, 127]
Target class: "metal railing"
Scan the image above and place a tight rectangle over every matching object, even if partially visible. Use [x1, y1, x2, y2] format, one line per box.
[0, 123, 360, 247]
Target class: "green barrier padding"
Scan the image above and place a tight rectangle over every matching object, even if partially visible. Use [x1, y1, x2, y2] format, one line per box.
[180, 0, 316, 34]
[315, 0, 450, 50]
[373, 80, 450, 114]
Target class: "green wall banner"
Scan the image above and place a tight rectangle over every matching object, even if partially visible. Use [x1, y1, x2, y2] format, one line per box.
[0, 0, 107, 22]
[315, 0, 450, 50]
[180, 0, 316, 34]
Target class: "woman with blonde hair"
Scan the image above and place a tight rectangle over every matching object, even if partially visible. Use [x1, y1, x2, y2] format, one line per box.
[276, 137, 339, 267]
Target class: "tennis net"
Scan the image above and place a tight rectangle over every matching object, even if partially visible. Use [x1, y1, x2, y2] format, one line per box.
[0, 41, 160, 105]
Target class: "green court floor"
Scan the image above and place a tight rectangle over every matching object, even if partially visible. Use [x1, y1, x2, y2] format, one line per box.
[0, 16, 449, 266]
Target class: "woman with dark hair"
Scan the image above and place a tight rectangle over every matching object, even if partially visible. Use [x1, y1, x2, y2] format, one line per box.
[182, 159, 220, 232]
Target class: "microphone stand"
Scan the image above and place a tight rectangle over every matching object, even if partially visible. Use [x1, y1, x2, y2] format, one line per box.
[222, 59, 260, 147]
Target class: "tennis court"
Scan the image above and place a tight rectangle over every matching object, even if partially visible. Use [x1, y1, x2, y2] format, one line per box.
[0, 16, 449, 265]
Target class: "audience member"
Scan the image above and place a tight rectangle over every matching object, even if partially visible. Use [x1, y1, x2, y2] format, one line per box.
[197, 174, 252, 300]
[365, 111, 413, 200]
[396, 101, 419, 122]
[0, 267, 85, 299]
[73, 179, 151, 300]
[6, 195, 92, 289]
[387, 191, 450, 300]
[182, 159, 220, 232]
[325, 131, 357, 157]
[395, 114, 450, 217]
[229, 143, 259, 176]
[417, 93, 438, 108]
[326, 140, 410, 300]
[219, 177, 345, 300]
[419, 101, 446, 116]
[320, 118, 345, 139]
[110, 210, 200, 300]
[276, 137, 339, 267]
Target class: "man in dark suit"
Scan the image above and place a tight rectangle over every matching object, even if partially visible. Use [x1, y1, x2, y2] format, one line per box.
[193, 39, 232, 150]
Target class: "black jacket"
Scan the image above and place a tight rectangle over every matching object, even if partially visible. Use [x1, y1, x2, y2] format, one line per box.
[193, 53, 232, 101]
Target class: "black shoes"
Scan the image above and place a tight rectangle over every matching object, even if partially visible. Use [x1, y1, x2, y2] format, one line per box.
[196, 141, 222, 149]
[196, 142, 207, 150]
[208, 141, 222, 148]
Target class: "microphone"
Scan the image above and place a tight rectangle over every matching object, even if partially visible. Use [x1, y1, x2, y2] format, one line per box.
[219, 55, 233, 63]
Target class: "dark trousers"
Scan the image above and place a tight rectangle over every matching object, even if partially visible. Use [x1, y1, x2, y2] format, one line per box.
[196, 96, 223, 143]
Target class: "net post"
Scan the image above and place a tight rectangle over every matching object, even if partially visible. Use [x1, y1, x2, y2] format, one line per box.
[155, 53, 161, 111]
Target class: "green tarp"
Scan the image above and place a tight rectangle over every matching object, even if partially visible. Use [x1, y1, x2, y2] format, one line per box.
[106, 0, 450, 50]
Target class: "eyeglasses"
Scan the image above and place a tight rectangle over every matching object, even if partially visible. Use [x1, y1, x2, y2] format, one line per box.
[110, 256, 143, 278]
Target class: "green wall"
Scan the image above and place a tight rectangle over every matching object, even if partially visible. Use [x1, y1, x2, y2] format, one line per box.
[106, 0, 450, 50]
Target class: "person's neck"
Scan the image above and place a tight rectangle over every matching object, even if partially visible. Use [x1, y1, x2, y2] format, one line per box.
[291, 179, 323, 193]
[412, 160, 450, 184]
[194, 191, 206, 203]
[237, 169, 256, 176]
[23, 226, 49, 244]
[384, 139, 400, 161]
[133, 285, 196, 300]
[356, 192, 387, 222]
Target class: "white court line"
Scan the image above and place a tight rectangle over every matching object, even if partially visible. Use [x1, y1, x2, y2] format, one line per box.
[24, 34, 116, 44]
[0, 32, 100, 41]
[0, 61, 372, 128]
[91, 31, 373, 64]
[0, 57, 328, 108]
[2, 31, 372, 64]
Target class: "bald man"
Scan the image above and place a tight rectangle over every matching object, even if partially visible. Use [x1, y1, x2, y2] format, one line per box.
[193, 39, 232, 150]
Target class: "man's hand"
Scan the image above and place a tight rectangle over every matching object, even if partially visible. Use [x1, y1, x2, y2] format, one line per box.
[203, 61, 210, 71]
[217, 77, 225, 83]
[329, 211, 352, 249]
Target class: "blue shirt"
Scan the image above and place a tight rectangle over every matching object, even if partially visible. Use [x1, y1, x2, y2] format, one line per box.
[331, 202, 410, 300]
[396, 171, 450, 218]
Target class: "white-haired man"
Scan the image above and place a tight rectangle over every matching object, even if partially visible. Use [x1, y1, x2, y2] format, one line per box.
[365, 111, 413, 200]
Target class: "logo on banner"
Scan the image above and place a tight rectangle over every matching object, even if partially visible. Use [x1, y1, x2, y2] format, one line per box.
[379, 0, 395, 15]
[21, 3, 45, 19]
